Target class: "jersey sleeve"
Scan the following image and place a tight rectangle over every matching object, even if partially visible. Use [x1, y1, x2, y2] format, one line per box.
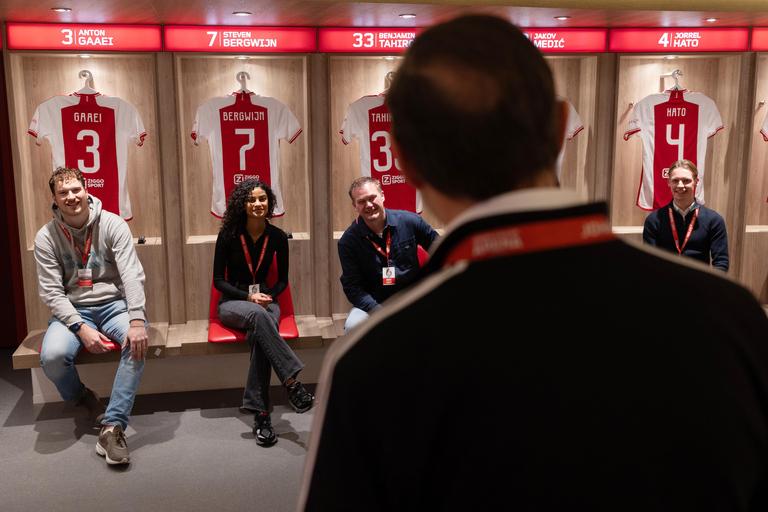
[128, 103, 147, 147]
[340, 102, 361, 145]
[276, 101, 302, 144]
[703, 97, 723, 139]
[564, 100, 584, 141]
[762, 112, 768, 142]
[191, 102, 209, 146]
[624, 98, 648, 141]
[28, 103, 51, 145]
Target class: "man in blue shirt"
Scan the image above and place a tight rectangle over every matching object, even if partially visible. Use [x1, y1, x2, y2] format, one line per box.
[338, 177, 438, 331]
[643, 159, 729, 272]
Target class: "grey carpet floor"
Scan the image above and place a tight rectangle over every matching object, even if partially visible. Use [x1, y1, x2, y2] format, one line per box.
[0, 348, 315, 512]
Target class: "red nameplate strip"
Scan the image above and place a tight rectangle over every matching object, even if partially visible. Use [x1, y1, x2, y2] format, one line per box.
[443, 214, 615, 267]
[7, 23, 162, 51]
[319, 28, 425, 53]
[164, 26, 316, 52]
[522, 29, 607, 53]
[609, 28, 749, 53]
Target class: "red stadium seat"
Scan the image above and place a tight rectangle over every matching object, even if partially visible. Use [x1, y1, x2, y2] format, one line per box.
[208, 258, 298, 343]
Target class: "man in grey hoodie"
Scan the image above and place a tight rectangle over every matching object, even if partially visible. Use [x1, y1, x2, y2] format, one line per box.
[35, 166, 148, 466]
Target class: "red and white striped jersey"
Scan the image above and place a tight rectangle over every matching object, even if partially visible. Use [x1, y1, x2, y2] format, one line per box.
[192, 92, 301, 218]
[29, 93, 146, 220]
[624, 89, 722, 211]
[341, 93, 422, 214]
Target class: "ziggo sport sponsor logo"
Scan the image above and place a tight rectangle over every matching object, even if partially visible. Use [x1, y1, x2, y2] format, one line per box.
[234, 174, 260, 184]
[381, 174, 406, 185]
[86, 178, 105, 188]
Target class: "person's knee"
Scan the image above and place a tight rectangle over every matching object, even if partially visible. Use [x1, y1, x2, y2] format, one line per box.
[40, 340, 75, 373]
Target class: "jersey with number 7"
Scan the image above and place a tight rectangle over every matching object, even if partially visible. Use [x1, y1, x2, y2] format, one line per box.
[29, 93, 146, 220]
[192, 92, 301, 218]
[624, 89, 722, 211]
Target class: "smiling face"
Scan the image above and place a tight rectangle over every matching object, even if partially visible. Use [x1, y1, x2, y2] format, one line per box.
[52, 177, 89, 227]
[351, 181, 386, 227]
[245, 187, 269, 220]
[668, 166, 698, 209]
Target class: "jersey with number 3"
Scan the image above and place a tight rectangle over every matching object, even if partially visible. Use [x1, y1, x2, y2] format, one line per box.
[192, 92, 301, 218]
[624, 90, 722, 211]
[29, 93, 146, 220]
[341, 94, 422, 213]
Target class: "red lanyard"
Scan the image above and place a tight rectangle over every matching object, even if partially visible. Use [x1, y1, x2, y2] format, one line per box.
[443, 213, 615, 267]
[667, 207, 698, 256]
[367, 230, 391, 265]
[58, 222, 92, 267]
[240, 234, 269, 284]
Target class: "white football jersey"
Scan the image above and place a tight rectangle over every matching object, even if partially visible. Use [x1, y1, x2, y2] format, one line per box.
[192, 92, 301, 218]
[555, 96, 584, 182]
[29, 93, 146, 220]
[624, 89, 722, 211]
[341, 93, 422, 214]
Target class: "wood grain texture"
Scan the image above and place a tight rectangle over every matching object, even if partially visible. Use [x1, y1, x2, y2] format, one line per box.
[740, 230, 768, 302]
[746, 54, 768, 226]
[175, 54, 310, 236]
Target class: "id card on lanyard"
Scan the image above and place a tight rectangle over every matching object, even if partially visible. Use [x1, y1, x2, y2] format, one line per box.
[367, 230, 395, 285]
[240, 234, 270, 295]
[58, 223, 93, 288]
[668, 207, 698, 256]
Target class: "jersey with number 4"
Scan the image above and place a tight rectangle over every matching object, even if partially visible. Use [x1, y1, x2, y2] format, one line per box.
[192, 92, 301, 218]
[29, 93, 146, 220]
[624, 89, 722, 211]
[341, 94, 422, 213]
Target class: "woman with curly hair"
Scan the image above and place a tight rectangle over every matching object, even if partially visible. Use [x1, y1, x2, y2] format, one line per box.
[213, 179, 313, 445]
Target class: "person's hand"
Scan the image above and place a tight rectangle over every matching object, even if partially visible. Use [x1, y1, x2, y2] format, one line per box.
[249, 293, 273, 309]
[126, 320, 148, 361]
[77, 324, 113, 354]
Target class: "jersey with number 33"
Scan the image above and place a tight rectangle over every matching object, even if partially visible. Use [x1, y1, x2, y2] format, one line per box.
[341, 93, 422, 213]
[192, 92, 301, 218]
[624, 89, 722, 211]
[29, 93, 146, 220]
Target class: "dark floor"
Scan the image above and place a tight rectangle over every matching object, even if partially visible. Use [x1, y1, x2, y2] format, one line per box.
[0, 347, 315, 512]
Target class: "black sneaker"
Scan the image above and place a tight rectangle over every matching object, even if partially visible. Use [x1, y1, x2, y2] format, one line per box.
[96, 425, 131, 465]
[287, 381, 314, 413]
[74, 387, 106, 426]
[254, 412, 276, 445]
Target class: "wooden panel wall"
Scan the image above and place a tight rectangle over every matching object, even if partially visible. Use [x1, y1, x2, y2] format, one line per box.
[6, 52, 168, 329]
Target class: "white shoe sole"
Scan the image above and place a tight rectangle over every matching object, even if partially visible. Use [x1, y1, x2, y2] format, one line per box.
[96, 442, 130, 464]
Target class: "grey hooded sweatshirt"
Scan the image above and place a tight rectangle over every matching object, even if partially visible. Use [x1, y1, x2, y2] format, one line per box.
[34, 195, 146, 328]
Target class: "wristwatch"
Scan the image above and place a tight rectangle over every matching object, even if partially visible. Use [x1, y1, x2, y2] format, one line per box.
[69, 322, 84, 333]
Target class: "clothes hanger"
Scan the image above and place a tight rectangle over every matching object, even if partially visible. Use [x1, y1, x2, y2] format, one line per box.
[76, 69, 97, 94]
[236, 71, 251, 94]
[383, 71, 396, 93]
[660, 69, 684, 91]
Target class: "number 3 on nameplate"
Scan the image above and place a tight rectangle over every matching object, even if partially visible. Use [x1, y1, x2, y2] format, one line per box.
[371, 131, 401, 173]
[235, 128, 255, 171]
[77, 129, 100, 173]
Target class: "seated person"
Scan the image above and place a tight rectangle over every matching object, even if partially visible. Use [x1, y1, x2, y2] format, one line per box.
[213, 179, 313, 446]
[35, 166, 148, 466]
[338, 177, 438, 331]
[643, 159, 728, 272]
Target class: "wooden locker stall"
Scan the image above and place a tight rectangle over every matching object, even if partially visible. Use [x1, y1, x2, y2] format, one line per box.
[611, 53, 752, 262]
[546, 55, 600, 202]
[740, 53, 768, 302]
[173, 54, 312, 319]
[5, 52, 167, 330]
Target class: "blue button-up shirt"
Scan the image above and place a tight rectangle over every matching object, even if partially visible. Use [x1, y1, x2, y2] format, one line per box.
[338, 208, 438, 312]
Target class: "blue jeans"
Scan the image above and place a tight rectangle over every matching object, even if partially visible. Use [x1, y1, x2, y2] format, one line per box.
[344, 307, 370, 332]
[217, 299, 304, 413]
[39, 299, 145, 430]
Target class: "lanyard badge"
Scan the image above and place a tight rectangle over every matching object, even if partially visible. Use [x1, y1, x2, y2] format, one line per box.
[668, 207, 699, 256]
[59, 222, 93, 288]
[368, 230, 395, 286]
[240, 234, 270, 294]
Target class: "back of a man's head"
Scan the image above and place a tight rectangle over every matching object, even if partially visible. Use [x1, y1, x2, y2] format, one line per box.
[387, 15, 560, 201]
